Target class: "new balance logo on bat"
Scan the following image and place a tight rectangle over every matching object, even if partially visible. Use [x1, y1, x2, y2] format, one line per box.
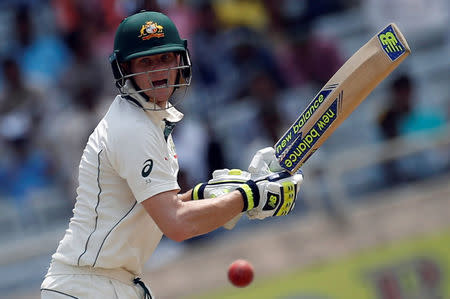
[378, 25, 406, 61]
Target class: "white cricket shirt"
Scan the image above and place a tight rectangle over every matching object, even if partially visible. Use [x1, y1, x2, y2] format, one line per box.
[52, 95, 182, 276]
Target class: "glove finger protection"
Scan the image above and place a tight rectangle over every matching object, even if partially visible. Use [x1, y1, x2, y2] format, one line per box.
[248, 147, 283, 178]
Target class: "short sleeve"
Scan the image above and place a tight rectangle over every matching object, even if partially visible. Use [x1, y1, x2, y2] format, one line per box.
[108, 120, 180, 203]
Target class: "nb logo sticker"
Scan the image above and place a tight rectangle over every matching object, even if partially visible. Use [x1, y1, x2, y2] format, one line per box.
[379, 32, 402, 52]
[378, 25, 405, 61]
[141, 159, 153, 178]
[264, 192, 279, 211]
[268, 195, 278, 208]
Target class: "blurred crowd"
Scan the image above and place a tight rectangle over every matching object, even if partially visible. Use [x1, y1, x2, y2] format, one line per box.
[0, 0, 448, 232]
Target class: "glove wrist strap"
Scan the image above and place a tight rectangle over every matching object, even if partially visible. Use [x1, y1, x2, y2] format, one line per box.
[236, 180, 260, 212]
[191, 183, 207, 200]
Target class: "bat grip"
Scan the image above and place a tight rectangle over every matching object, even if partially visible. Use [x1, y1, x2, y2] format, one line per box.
[254, 170, 292, 183]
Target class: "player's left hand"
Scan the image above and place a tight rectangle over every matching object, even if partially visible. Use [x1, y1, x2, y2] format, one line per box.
[191, 169, 251, 200]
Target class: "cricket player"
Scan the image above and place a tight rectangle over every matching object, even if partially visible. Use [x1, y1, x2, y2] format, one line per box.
[41, 11, 302, 298]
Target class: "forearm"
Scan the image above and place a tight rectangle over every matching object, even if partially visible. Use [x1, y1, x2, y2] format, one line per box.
[178, 189, 193, 202]
[177, 190, 244, 238]
[143, 188, 245, 242]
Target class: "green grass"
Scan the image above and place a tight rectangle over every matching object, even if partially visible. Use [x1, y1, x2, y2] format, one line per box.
[188, 230, 450, 299]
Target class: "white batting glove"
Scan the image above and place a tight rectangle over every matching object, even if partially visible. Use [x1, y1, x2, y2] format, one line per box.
[192, 169, 253, 230]
[248, 147, 283, 178]
[222, 147, 282, 228]
[245, 171, 303, 219]
[191, 169, 251, 200]
[246, 147, 303, 219]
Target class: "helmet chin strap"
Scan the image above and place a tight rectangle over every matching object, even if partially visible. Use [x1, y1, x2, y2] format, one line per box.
[121, 80, 170, 110]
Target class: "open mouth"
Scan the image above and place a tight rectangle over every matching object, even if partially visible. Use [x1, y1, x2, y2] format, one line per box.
[152, 79, 168, 87]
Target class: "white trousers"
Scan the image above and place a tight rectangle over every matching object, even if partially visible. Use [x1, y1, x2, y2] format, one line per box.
[41, 261, 152, 299]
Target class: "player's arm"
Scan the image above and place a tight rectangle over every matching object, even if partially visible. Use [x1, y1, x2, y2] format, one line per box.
[178, 190, 193, 202]
[142, 166, 302, 242]
[141, 189, 244, 242]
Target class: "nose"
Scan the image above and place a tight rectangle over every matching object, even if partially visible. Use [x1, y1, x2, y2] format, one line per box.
[149, 61, 173, 73]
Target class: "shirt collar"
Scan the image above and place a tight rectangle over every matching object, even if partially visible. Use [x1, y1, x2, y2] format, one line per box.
[145, 105, 184, 123]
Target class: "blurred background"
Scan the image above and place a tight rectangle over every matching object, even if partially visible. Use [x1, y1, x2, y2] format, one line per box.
[0, 0, 448, 298]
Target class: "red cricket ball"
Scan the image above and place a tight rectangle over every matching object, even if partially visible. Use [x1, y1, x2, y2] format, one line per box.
[228, 259, 254, 287]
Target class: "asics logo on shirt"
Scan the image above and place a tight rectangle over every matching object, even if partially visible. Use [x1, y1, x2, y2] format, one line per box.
[141, 159, 153, 177]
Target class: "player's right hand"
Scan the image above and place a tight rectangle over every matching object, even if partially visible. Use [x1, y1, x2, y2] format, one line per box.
[248, 147, 283, 176]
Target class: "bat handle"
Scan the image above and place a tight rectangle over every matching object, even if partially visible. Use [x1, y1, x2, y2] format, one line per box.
[258, 170, 291, 182]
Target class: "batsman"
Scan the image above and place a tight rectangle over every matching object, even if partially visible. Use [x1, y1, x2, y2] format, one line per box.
[41, 11, 302, 299]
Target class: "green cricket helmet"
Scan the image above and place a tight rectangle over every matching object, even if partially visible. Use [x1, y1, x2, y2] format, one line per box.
[109, 11, 192, 109]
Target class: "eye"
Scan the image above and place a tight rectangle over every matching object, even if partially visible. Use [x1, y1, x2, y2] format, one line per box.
[139, 58, 153, 66]
[161, 54, 175, 64]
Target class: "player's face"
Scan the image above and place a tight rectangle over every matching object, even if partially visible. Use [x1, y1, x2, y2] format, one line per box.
[130, 53, 179, 106]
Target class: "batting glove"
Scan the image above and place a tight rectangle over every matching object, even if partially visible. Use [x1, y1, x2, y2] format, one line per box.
[191, 169, 251, 201]
[237, 171, 303, 219]
[248, 147, 283, 177]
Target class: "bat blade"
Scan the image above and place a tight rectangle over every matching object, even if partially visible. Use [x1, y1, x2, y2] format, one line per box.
[224, 23, 410, 230]
[275, 23, 411, 174]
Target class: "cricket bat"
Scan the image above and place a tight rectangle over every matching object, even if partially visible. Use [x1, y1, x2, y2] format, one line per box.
[224, 23, 411, 229]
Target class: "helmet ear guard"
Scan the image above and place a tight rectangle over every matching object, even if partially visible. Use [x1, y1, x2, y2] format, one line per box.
[177, 46, 192, 85]
[110, 51, 127, 89]
[180, 40, 192, 80]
